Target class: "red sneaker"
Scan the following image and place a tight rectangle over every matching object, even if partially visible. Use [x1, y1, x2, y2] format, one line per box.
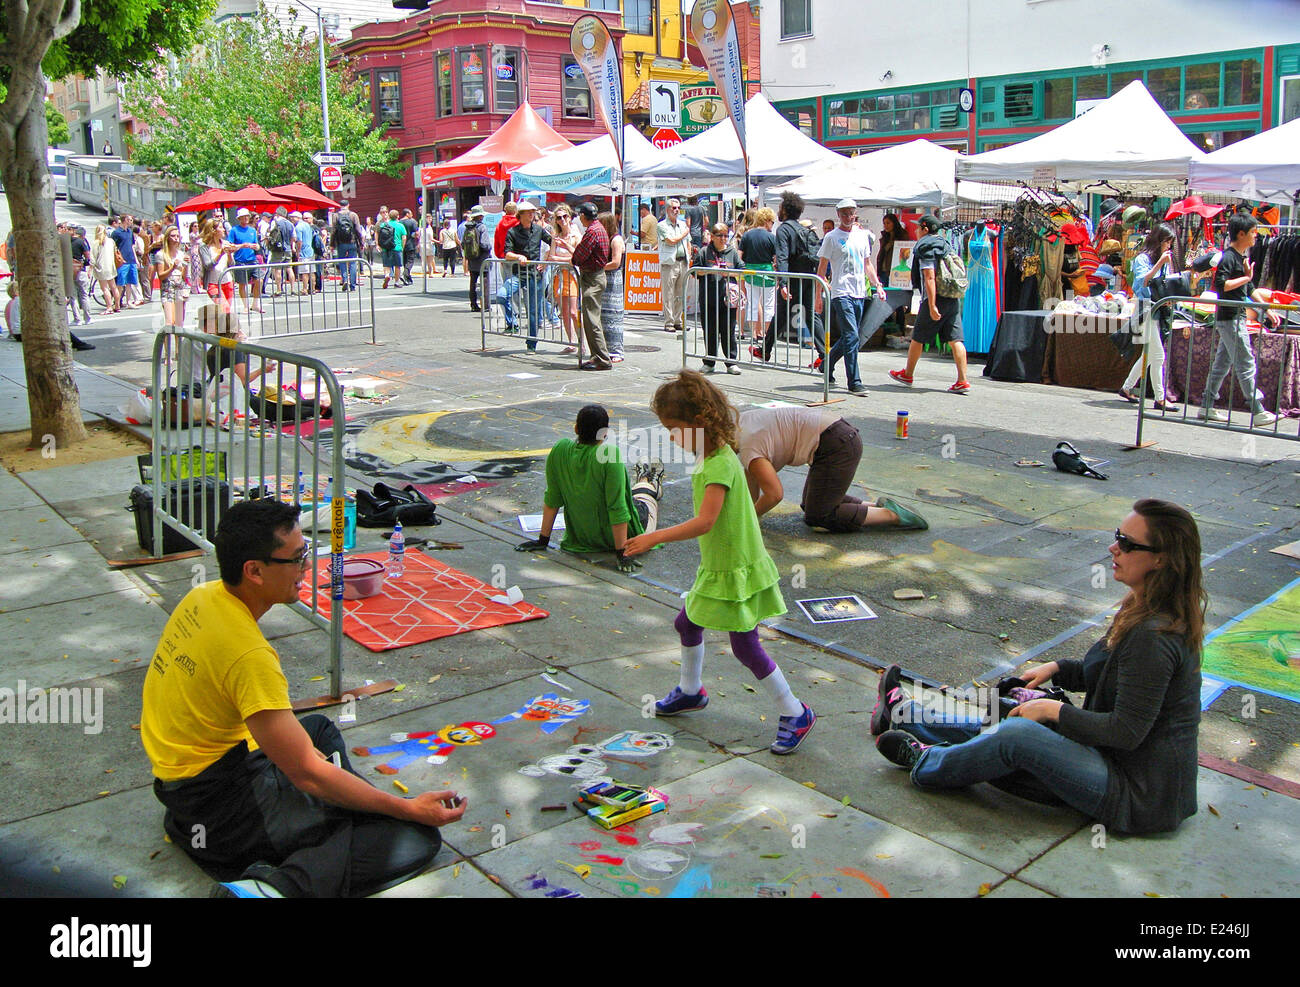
[888, 369, 914, 385]
[948, 380, 971, 394]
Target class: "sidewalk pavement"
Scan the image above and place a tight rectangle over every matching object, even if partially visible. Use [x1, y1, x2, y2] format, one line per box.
[0, 336, 1297, 899]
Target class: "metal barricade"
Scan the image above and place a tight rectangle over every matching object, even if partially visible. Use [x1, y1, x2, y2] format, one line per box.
[1131, 295, 1299, 447]
[682, 267, 832, 402]
[150, 329, 351, 699]
[211, 257, 377, 344]
[479, 257, 585, 365]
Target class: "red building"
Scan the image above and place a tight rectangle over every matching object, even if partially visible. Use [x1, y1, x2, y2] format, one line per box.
[339, 0, 623, 220]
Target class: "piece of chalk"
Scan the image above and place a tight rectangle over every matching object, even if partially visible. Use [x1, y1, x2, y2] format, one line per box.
[541, 804, 568, 812]
[393, 780, 409, 793]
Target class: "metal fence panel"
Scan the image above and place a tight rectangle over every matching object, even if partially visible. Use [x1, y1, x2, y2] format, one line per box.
[1132, 295, 1299, 447]
[205, 257, 377, 344]
[478, 257, 585, 365]
[150, 330, 349, 697]
[682, 267, 832, 401]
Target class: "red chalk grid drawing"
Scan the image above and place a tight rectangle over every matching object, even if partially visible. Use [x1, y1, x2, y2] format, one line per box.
[302, 548, 548, 651]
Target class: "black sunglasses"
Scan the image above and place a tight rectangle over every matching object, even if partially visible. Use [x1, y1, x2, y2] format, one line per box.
[1114, 529, 1157, 554]
[263, 547, 312, 568]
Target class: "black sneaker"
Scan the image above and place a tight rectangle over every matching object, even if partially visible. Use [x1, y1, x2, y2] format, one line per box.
[876, 729, 929, 769]
[870, 664, 904, 736]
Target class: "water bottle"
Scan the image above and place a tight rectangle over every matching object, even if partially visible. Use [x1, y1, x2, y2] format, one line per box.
[297, 470, 306, 502]
[387, 521, 405, 578]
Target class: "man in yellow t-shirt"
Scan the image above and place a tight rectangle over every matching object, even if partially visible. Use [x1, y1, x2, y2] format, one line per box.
[142, 499, 466, 897]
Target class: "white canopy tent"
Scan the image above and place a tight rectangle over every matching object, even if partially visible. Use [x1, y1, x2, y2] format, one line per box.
[510, 126, 658, 195]
[767, 138, 1016, 207]
[625, 92, 847, 192]
[956, 81, 1206, 196]
[1188, 117, 1300, 206]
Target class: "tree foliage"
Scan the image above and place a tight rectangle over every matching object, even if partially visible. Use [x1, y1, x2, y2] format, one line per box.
[124, 9, 402, 189]
[44, 99, 69, 145]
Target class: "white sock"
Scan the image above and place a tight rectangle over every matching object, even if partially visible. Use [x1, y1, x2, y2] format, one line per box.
[679, 643, 705, 695]
[759, 667, 804, 718]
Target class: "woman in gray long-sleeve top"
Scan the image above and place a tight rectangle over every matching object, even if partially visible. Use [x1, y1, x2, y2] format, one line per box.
[871, 499, 1205, 834]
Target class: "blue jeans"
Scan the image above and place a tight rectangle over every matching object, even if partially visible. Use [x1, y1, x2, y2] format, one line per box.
[519, 268, 545, 350]
[335, 244, 359, 290]
[827, 296, 865, 388]
[901, 713, 1110, 817]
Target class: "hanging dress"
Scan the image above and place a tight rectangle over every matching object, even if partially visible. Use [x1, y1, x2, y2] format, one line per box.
[963, 228, 998, 353]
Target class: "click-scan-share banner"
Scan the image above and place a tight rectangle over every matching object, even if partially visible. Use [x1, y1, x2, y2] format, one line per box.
[571, 16, 624, 169]
[689, 0, 747, 172]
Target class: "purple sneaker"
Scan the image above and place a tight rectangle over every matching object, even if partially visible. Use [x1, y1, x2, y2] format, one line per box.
[655, 686, 709, 716]
[870, 664, 904, 737]
[876, 729, 931, 769]
[771, 702, 816, 754]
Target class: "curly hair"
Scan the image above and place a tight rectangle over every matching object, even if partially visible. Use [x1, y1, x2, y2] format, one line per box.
[651, 370, 739, 454]
[1107, 499, 1208, 653]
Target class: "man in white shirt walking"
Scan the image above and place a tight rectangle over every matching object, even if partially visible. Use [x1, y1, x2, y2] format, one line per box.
[656, 199, 690, 333]
[816, 198, 885, 395]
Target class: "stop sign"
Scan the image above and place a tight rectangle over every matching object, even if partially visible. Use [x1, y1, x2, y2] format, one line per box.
[650, 128, 682, 150]
[319, 164, 343, 192]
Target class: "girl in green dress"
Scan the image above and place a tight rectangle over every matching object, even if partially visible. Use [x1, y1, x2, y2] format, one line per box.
[623, 371, 816, 754]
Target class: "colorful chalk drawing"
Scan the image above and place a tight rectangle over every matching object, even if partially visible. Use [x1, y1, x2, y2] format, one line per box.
[1201, 579, 1300, 706]
[491, 693, 590, 734]
[518, 731, 675, 783]
[352, 721, 497, 774]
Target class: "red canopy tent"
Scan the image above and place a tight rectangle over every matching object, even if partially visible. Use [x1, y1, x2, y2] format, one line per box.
[268, 182, 340, 212]
[415, 103, 573, 185]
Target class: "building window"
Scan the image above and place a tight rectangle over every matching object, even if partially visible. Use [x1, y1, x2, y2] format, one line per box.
[1282, 75, 1300, 124]
[1043, 76, 1073, 119]
[359, 72, 370, 109]
[376, 69, 402, 126]
[625, 0, 653, 35]
[781, 0, 811, 39]
[1223, 58, 1261, 106]
[1075, 74, 1106, 101]
[436, 53, 453, 117]
[492, 49, 521, 114]
[458, 48, 486, 113]
[1109, 70, 1141, 95]
[586, 0, 618, 9]
[1146, 66, 1181, 112]
[1184, 63, 1220, 109]
[562, 58, 590, 119]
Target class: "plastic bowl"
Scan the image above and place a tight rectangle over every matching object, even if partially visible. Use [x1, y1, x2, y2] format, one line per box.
[341, 557, 386, 599]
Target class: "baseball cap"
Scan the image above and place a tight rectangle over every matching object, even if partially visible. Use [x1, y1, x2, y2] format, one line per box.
[236, 208, 250, 218]
[516, 200, 537, 213]
[578, 202, 599, 220]
[836, 197, 858, 210]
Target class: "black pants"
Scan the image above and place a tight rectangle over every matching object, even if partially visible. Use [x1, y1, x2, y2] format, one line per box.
[699, 287, 737, 368]
[468, 266, 482, 310]
[764, 278, 817, 360]
[153, 714, 442, 897]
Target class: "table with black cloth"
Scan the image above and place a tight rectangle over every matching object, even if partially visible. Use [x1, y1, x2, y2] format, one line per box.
[984, 309, 1053, 382]
[1165, 324, 1300, 417]
[861, 288, 915, 348]
[1041, 312, 1140, 391]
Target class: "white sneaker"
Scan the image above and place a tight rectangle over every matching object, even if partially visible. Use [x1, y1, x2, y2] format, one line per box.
[1199, 407, 1229, 423]
[1251, 410, 1277, 427]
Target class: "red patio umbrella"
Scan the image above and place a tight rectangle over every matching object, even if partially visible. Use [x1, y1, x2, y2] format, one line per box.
[267, 182, 339, 212]
[174, 184, 296, 214]
[172, 187, 237, 213]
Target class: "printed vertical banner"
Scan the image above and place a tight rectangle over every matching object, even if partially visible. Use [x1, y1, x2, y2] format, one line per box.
[689, 0, 746, 173]
[571, 16, 624, 169]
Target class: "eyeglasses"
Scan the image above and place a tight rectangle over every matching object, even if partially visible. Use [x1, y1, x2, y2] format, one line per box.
[1114, 529, 1158, 554]
[263, 547, 312, 568]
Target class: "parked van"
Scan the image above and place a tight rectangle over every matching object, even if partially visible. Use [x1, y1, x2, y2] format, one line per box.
[47, 148, 69, 199]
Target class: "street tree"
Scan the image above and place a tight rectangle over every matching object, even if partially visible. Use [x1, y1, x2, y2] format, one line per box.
[0, 0, 214, 450]
[45, 99, 69, 146]
[124, 10, 402, 189]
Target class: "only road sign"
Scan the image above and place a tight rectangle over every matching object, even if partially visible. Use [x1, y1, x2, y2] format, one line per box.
[650, 80, 680, 129]
[312, 151, 346, 167]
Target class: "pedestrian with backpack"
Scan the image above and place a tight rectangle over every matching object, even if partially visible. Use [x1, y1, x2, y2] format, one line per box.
[757, 191, 821, 363]
[462, 206, 490, 311]
[377, 213, 404, 289]
[266, 206, 297, 296]
[331, 201, 362, 291]
[888, 214, 971, 394]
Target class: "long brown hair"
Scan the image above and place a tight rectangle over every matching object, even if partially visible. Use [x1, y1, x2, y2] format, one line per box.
[651, 370, 739, 454]
[1107, 499, 1207, 652]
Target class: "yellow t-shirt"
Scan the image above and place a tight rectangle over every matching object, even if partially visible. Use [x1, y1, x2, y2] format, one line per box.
[141, 580, 291, 782]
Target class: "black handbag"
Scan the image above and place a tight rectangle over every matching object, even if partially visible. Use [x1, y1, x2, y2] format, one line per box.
[355, 482, 440, 528]
[991, 677, 1075, 723]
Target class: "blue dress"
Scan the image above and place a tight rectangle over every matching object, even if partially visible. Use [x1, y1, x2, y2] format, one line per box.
[963, 230, 998, 354]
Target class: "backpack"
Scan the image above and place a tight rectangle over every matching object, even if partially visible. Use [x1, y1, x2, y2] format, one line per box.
[463, 222, 482, 261]
[936, 250, 968, 298]
[334, 214, 357, 245]
[377, 222, 396, 251]
[785, 221, 821, 275]
[312, 229, 324, 256]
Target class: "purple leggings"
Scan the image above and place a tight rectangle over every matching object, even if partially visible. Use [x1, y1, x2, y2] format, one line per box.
[675, 608, 777, 680]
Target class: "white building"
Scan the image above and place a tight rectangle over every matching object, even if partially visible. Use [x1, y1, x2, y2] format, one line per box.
[761, 0, 1300, 154]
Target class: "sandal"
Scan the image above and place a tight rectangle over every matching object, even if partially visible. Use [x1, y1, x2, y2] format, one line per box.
[1116, 388, 1139, 404]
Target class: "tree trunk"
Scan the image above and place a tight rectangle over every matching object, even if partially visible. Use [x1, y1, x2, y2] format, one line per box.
[2, 72, 87, 450]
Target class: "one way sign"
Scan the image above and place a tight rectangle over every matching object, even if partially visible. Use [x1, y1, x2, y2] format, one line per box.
[650, 80, 680, 129]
